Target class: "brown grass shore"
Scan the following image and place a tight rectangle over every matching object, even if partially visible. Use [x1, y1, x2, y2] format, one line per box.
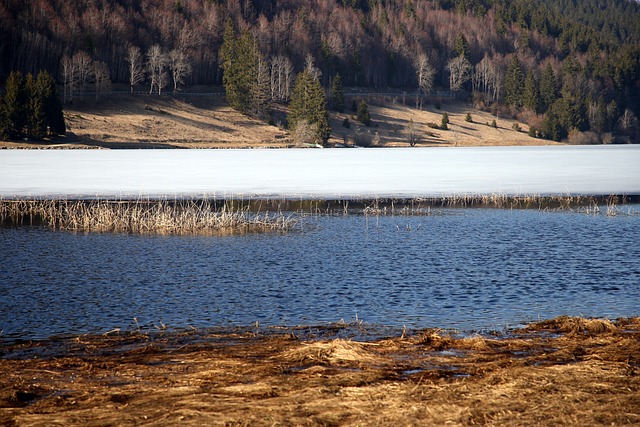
[1, 316, 638, 426]
[0, 92, 559, 149]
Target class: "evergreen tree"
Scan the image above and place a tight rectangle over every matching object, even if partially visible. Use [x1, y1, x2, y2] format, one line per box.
[0, 101, 9, 140]
[454, 34, 470, 60]
[505, 56, 525, 109]
[542, 98, 587, 141]
[441, 112, 449, 130]
[37, 70, 66, 136]
[356, 100, 371, 126]
[523, 69, 541, 113]
[221, 21, 270, 119]
[1, 71, 28, 138]
[330, 74, 345, 113]
[540, 63, 558, 113]
[288, 70, 330, 145]
[26, 73, 47, 139]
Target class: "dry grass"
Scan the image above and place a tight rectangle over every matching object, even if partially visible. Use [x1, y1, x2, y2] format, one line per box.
[0, 93, 556, 149]
[331, 100, 558, 148]
[0, 198, 295, 235]
[0, 95, 291, 149]
[1, 317, 639, 426]
[357, 194, 637, 214]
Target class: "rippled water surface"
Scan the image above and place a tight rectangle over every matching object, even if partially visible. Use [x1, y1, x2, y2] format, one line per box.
[2, 208, 639, 339]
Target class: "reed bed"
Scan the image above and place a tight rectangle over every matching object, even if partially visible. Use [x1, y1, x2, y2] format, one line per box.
[0, 198, 296, 235]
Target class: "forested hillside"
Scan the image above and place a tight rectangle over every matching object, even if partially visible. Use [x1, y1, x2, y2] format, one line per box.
[1, 0, 639, 142]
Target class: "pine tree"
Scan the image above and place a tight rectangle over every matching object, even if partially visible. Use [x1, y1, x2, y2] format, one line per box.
[26, 73, 47, 139]
[505, 56, 525, 109]
[356, 100, 371, 126]
[454, 34, 470, 60]
[220, 21, 244, 112]
[0, 101, 9, 140]
[441, 112, 449, 130]
[288, 70, 330, 145]
[523, 69, 541, 113]
[540, 63, 558, 113]
[221, 21, 270, 119]
[2, 71, 28, 138]
[37, 71, 66, 136]
[330, 73, 345, 113]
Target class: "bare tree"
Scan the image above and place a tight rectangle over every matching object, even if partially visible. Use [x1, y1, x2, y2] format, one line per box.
[407, 118, 421, 146]
[415, 52, 435, 109]
[72, 51, 94, 100]
[305, 54, 322, 81]
[250, 55, 271, 119]
[270, 55, 294, 102]
[60, 55, 76, 104]
[168, 49, 192, 92]
[291, 120, 321, 147]
[157, 65, 169, 95]
[447, 56, 472, 93]
[617, 108, 639, 139]
[126, 46, 145, 94]
[147, 45, 168, 95]
[94, 61, 111, 101]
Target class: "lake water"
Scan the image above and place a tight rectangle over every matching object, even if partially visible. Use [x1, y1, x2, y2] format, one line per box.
[2, 207, 639, 340]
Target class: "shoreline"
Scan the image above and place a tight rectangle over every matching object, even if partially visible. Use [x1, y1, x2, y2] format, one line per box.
[1, 316, 639, 426]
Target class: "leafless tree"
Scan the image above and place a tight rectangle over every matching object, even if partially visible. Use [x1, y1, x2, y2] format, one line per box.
[270, 55, 294, 102]
[72, 51, 94, 100]
[126, 46, 145, 94]
[447, 55, 472, 93]
[61, 55, 76, 104]
[407, 119, 421, 146]
[168, 49, 192, 92]
[250, 55, 271, 120]
[94, 61, 112, 101]
[305, 54, 322, 81]
[617, 109, 639, 138]
[473, 54, 503, 101]
[147, 45, 168, 95]
[415, 52, 435, 109]
[292, 120, 321, 147]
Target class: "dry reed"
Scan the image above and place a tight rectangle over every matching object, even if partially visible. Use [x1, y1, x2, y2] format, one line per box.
[278, 339, 388, 366]
[0, 198, 296, 235]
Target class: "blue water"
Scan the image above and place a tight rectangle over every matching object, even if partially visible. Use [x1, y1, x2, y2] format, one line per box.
[1, 207, 639, 340]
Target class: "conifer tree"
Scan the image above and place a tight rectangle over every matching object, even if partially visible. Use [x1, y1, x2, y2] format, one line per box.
[356, 100, 371, 126]
[441, 112, 449, 130]
[288, 70, 330, 145]
[523, 69, 541, 113]
[330, 73, 345, 113]
[26, 73, 47, 140]
[540, 63, 558, 113]
[37, 70, 66, 136]
[221, 21, 270, 119]
[454, 34, 470, 60]
[0, 101, 10, 140]
[505, 56, 525, 109]
[1, 71, 28, 138]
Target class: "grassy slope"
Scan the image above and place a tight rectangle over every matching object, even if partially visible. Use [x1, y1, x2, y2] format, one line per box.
[0, 93, 559, 149]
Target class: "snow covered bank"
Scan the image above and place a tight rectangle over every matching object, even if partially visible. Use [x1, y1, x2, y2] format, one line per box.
[1, 146, 639, 199]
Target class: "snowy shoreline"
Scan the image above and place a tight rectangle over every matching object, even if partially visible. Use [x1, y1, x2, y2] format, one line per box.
[1, 145, 639, 199]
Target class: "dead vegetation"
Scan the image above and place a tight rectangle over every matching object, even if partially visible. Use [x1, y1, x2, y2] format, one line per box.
[1, 316, 639, 426]
[0, 198, 295, 235]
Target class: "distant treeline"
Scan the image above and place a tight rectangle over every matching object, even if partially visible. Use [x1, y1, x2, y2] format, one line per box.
[1, 0, 639, 142]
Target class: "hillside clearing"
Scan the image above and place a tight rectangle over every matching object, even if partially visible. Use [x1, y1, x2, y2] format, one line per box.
[0, 93, 559, 149]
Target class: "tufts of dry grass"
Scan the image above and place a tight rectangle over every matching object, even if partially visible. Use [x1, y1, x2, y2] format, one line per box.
[526, 316, 619, 336]
[278, 339, 389, 367]
[1, 317, 639, 426]
[0, 198, 296, 235]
